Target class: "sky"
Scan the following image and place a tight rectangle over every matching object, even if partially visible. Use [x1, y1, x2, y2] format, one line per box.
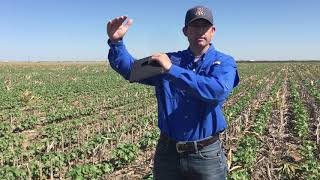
[0, 0, 319, 61]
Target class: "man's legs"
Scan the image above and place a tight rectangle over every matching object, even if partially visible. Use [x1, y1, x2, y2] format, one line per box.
[153, 136, 184, 180]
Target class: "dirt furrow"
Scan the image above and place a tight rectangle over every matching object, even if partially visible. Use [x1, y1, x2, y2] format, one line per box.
[251, 68, 299, 179]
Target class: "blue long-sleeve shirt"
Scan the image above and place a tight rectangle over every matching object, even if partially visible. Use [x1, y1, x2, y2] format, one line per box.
[108, 40, 239, 141]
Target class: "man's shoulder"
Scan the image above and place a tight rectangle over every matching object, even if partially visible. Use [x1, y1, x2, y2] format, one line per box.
[214, 50, 237, 67]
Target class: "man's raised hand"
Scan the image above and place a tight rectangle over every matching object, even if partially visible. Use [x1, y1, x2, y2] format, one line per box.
[107, 16, 133, 43]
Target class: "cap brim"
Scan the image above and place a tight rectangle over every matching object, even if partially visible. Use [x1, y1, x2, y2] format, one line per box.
[186, 17, 213, 26]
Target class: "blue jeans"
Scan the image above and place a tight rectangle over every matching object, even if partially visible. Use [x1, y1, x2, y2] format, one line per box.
[153, 135, 228, 180]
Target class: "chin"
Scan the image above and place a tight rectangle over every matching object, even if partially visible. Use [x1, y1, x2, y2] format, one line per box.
[196, 43, 207, 48]
[191, 41, 209, 49]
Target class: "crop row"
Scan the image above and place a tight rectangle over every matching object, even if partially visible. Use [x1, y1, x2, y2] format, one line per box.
[229, 74, 283, 179]
[288, 78, 320, 179]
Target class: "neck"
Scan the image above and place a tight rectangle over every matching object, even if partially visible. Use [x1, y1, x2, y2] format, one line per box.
[189, 44, 210, 57]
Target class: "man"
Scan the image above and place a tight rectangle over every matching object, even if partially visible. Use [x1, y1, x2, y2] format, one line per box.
[107, 5, 239, 180]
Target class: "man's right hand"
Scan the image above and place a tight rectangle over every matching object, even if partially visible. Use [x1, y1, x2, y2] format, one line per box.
[107, 16, 133, 43]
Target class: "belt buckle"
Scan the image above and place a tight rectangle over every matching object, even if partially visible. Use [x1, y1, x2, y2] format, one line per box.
[176, 141, 187, 153]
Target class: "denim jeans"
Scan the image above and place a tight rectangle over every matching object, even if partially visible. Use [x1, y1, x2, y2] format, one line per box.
[153, 135, 228, 180]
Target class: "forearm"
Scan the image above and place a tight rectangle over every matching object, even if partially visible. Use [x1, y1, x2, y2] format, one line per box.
[166, 64, 236, 103]
[108, 39, 134, 80]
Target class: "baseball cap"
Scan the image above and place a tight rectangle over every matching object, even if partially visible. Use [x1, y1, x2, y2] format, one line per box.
[185, 6, 213, 26]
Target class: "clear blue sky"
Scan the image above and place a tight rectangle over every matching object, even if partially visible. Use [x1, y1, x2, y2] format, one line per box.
[1, 0, 319, 61]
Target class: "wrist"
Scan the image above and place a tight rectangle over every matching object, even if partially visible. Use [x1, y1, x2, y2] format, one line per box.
[108, 38, 123, 44]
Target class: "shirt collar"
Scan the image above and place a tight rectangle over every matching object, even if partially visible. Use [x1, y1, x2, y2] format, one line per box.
[186, 43, 215, 59]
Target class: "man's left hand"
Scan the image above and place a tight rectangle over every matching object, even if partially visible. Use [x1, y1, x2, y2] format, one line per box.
[150, 53, 172, 72]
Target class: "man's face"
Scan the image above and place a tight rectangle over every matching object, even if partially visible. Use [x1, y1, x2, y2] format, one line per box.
[183, 19, 215, 49]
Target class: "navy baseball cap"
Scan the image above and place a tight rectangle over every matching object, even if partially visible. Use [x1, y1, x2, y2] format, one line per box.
[185, 6, 213, 26]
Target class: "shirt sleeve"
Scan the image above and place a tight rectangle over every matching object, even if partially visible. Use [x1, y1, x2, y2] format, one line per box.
[108, 39, 134, 80]
[165, 57, 239, 103]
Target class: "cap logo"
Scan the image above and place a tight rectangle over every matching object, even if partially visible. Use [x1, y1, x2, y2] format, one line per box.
[195, 8, 205, 16]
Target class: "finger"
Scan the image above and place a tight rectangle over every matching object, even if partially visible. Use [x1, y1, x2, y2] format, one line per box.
[110, 17, 120, 28]
[152, 53, 161, 57]
[119, 18, 133, 34]
[149, 55, 158, 61]
[150, 54, 163, 63]
[114, 16, 127, 27]
[107, 20, 111, 30]
[116, 16, 126, 23]
[109, 16, 122, 24]
[150, 54, 159, 60]
[148, 57, 159, 65]
[108, 16, 121, 29]
[124, 19, 133, 28]
[108, 18, 118, 30]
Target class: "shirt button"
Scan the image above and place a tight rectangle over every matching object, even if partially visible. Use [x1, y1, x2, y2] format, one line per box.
[186, 99, 190, 103]
[193, 69, 196, 71]
[184, 115, 189, 119]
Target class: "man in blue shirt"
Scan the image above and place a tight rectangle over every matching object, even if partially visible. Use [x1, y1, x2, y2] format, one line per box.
[107, 5, 239, 180]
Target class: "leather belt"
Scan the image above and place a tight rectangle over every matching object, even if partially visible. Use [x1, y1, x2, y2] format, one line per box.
[160, 133, 220, 153]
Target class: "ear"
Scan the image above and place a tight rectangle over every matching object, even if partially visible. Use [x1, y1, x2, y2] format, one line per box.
[182, 26, 187, 36]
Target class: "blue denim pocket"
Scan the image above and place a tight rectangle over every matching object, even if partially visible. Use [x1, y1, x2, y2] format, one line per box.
[197, 140, 222, 161]
[186, 140, 228, 179]
[199, 148, 222, 161]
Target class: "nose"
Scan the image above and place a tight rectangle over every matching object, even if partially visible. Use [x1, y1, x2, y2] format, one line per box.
[199, 27, 207, 33]
[194, 27, 207, 35]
